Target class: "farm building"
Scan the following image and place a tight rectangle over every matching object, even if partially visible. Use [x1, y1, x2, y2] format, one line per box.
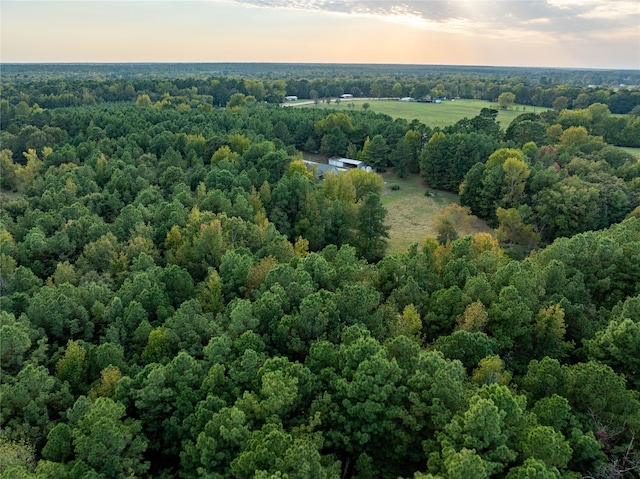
[340, 93, 353, 99]
[328, 157, 365, 169]
[399, 97, 417, 102]
[284, 95, 298, 101]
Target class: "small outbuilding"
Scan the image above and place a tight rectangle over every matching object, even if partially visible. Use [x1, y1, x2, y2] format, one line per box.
[328, 157, 365, 169]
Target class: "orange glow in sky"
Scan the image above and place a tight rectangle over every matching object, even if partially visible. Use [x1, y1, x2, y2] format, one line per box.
[1, 0, 638, 69]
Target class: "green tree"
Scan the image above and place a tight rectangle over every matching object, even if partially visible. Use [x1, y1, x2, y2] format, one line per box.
[219, 249, 253, 301]
[71, 397, 149, 478]
[356, 193, 389, 262]
[495, 208, 540, 248]
[55, 340, 88, 394]
[41, 423, 73, 463]
[498, 92, 516, 110]
[518, 426, 572, 470]
[532, 303, 570, 360]
[391, 137, 413, 178]
[190, 406, 251, 474]
[552, 96, 568, 112]
[245, 79, 267, 101]
[0, 149, 19, 190]
[532, 176, 601, 240]
[559, 126, 589, 146]
[76, 232, 121, 275]
[404, 129, 423, 173]
[130, 352, 205, 459]
[227, 92, 248, 108]
[501, 157, 530, 208]
[558, 108, 592, 129]
[420, 132, 449, 189]
[505, 120, 548, 148]
[320, 127, 348, 157]
[443, 447, 491, 479]
[196, 268, 225, 314]
[0, 437, 36, 476]
[309, 331, 404, 471]
[135, 94, 152, 108]
[486, 284, 533, 352]
[422, 132, 497, 192]
[0, 311, 33, 374]
[440, 392, 517, 476]
[164, 299, 214, 356]
[360, 134, 390, 170]
[258, 150, 292, 184]
[585, 295, 640, 389]
[433, 330, 499, 370]
[505, 457, 561, 479]
[26, 284, 93, 348]
[392, 82, 404, 98]
[231, 423, 341, 479]
[433, 204, 475, 245]
[0, 363, 74, 449]
[346, 168, 384, 202]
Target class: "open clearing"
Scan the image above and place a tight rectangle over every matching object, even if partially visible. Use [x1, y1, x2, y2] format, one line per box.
[380, 172, 494, 255]
[294, 98, 549, 129]
[302, 152, 495, 255]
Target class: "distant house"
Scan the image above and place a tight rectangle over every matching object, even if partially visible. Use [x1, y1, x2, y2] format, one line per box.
[340, 93, 353, 99]
[284, 95, 298, 101]
[399, 97, 417, 102]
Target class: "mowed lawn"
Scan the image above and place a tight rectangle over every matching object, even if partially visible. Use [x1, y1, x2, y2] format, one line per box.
[296, 98, 549, 129]
[380, 172, 494, 255]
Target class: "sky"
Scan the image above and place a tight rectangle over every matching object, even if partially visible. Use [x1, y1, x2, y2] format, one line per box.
[1, 0, 639, 69]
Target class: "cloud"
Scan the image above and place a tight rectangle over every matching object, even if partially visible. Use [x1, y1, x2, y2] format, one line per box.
[218, 0, 640, 38]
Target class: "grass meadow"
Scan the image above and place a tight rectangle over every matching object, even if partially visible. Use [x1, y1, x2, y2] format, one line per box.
[294, 98, 549, 129]
[380, 172, 494, 255]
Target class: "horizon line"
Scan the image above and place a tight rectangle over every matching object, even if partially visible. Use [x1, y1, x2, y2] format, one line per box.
[2, 61, 639, 72]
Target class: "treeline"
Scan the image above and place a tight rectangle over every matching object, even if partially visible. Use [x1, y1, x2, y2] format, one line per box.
[2, 64, 640, 114]
[4, 63, 639, 86]
[1, 75, 639, 478]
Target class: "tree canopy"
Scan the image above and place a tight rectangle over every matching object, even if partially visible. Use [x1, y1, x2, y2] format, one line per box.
[1, 66, 639, 479]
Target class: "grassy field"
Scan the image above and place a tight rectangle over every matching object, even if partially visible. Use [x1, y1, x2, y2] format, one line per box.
[294, 98, 548, 129]
[380, 172, 494, 255]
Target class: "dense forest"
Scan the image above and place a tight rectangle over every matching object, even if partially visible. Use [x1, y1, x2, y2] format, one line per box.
[1, 65, 639, 479]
